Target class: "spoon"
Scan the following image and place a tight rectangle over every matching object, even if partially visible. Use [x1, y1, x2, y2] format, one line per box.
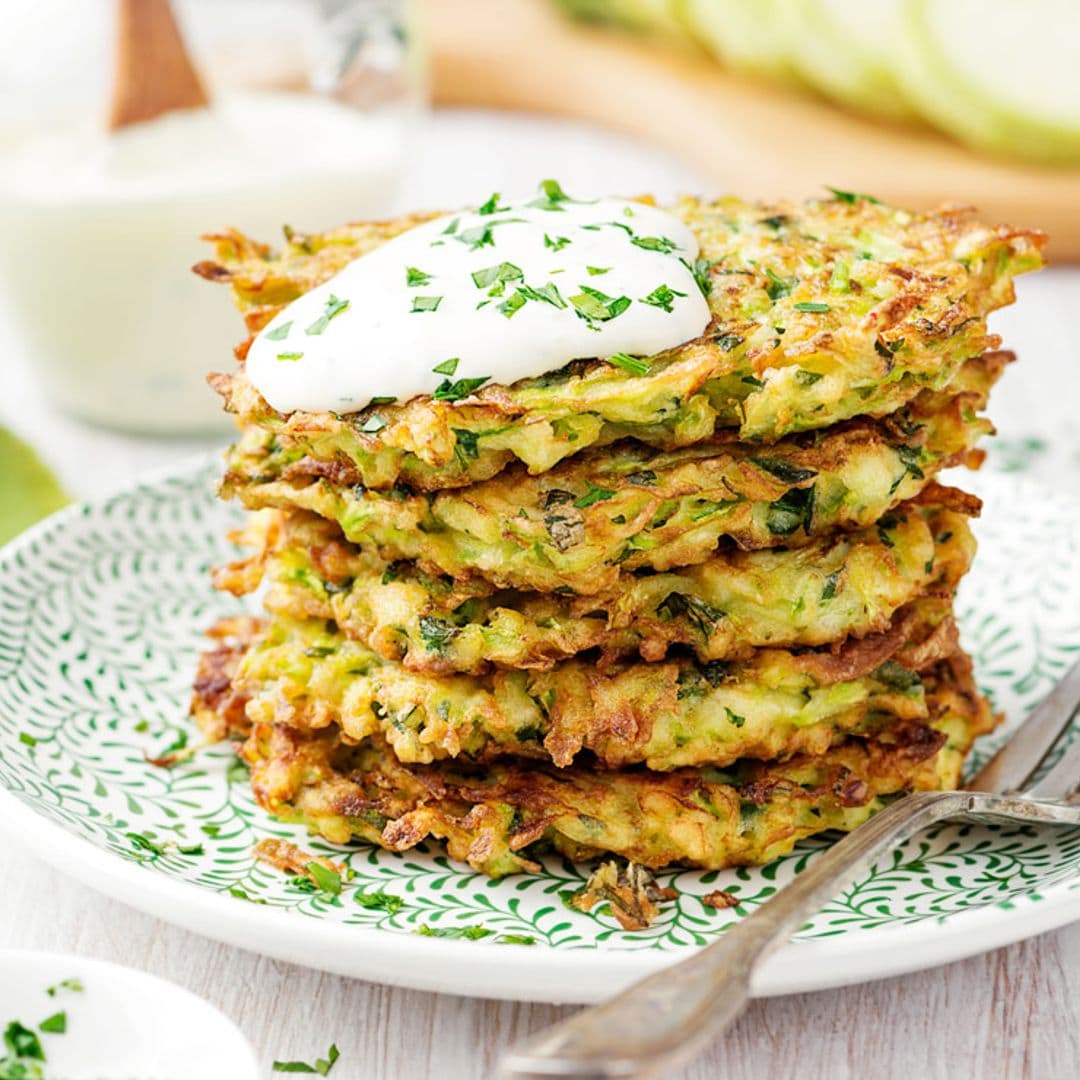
[109, 0, 209, 130]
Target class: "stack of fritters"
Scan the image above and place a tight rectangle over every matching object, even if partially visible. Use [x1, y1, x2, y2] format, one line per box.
[192, 193, 1044, 877]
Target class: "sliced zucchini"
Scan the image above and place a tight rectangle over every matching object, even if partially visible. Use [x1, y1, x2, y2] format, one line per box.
[680, 0, 799, 83]
[784, 0, 913, 120]
[893, 0, 1080, 164]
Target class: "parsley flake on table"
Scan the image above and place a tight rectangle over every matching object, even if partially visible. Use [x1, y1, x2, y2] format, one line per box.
[405, 267, 432, 287]
[273, 1042, 341, 1075]
[37, 1014, 65, 1036]
[3, 1021, 44, 1062]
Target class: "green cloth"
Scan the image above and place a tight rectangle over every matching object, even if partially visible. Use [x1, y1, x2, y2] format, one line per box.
[0, 426, 68, 546]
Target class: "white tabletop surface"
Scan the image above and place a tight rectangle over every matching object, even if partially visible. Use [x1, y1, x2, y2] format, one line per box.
[1, 108, 1078, 1079]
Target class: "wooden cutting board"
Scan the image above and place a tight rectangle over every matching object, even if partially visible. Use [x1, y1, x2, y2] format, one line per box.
[426, 0, 1080, 259]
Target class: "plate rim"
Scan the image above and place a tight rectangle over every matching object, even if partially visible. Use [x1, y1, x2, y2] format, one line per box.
[1, 456, 1079, 1004]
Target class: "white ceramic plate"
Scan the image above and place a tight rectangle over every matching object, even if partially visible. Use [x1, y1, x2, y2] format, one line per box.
[0, 950, 257, 1079]
[0, 458, 1077, 1004]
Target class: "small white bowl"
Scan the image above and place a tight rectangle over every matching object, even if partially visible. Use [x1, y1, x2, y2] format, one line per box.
[0, 950, 258, 1080]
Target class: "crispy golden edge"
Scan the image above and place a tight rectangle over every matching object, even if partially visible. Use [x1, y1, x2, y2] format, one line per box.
[228, 653, 997, 876]
[215, 498, 977, 673]
[195, 593, 963, 772]
[219, 353, 1002, 596]
[199, 195, 1042, 487]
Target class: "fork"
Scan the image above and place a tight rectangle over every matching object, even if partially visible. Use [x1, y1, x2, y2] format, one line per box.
[502, 660, 1080, 1080]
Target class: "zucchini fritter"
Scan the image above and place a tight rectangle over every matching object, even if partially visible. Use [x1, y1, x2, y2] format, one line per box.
[217, 499, 976, 673]
[203, 597, 961, 772]
[231, 654, 995, 876]
[201, 195, 1042, 490]
[221, 353, 1002, 595]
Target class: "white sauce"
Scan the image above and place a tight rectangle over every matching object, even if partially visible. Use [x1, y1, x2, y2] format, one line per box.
[0, 91, 408, 433]
[246, 190, 711, 415]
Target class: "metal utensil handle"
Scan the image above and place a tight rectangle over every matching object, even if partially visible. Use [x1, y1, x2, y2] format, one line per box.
[502, 790, 968, 1080]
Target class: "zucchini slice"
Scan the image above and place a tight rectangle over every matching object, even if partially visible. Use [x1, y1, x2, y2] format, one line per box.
[893, 0, 1080, 164]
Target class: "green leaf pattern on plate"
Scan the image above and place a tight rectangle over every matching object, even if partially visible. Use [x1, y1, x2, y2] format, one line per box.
[0, 459, 1078, 950]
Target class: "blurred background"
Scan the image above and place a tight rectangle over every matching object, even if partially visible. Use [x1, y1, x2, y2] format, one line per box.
[0, 0, 1078, 534]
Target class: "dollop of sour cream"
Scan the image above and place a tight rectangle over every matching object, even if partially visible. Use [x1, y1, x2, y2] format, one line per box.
[246, 184, 712, 415]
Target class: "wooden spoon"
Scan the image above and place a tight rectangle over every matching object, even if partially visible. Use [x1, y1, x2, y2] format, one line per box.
[109, 0, 209, 130]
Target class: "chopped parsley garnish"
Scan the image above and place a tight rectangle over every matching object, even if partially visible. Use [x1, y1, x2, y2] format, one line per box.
[586, 266, 611, 276]
[405, 267, 432, 287]
[477, 192, 507, 215]
[37, 1014, 65, 1036]
[752, 458, 818, 484]
[433, 376, 490, 401]
[794, 301, 830, 313]
[432, 357, 460, 376]
[416, 923, 493, 940]
[826, 186, 881, 205]
[741, 373, 764, 388]
[641, 284, 687, 313]
[608, 352, 651, 376]
[306, 295, 350, 335]
[456, 224, 495, 250]
[3, 1022, 44, 1061]
[273, 1043, 340, 1075]
[873, 660, 921, 692]
[528, 178, 573, 211]
[574, 482, 616, 509]
[18, 733, 36, 748]
[276, 352, 303, 362]
[45, 980, 82, 998]
[544, 234, 571, 252]
[367, 395, 397, 406]
[305, 861, 342, 896]
[630, 234, 678, 253]
[795, 369, 824, 386]
[715, 333, 744, 352]
[453, 429, 480, 461]
[684, 256, 714, 298]
[355, 890, 405, 914]
[518, 282, 567, 308]
[498, 291, 526, 318]
[265, 321, 292, 341]
[418, 616, 458, 653]
[821, 569, 841, 600]
[764, 267, 795, 300]
[471, 262, 523, 290]
[725, 707, 747, 728]
[359, 415, 387, 435]
[441, 218, 460, 235]
[569, 285, 631, 323]
[411, 295, 442, 314]
[766, 486, 815, 537]
[201, 824, 222, 838]
[126, 832, 202, 859]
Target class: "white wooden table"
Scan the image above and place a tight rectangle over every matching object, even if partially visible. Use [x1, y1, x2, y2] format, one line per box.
[1, 109, 1078, 1079]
